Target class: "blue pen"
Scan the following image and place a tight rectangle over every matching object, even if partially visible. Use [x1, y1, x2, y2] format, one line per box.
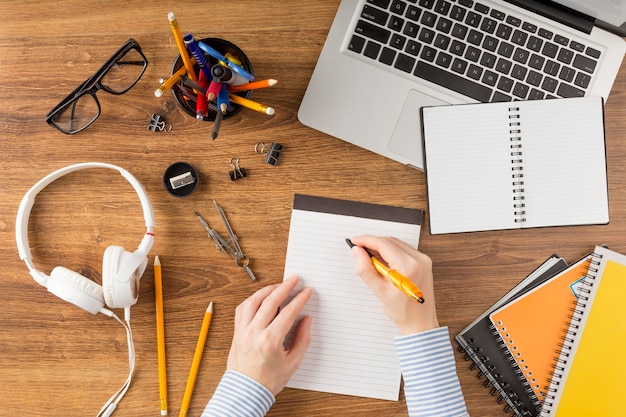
[198, 41, 254, 82]
[216, 83, 230, 114]
[183, 34, 212, 80]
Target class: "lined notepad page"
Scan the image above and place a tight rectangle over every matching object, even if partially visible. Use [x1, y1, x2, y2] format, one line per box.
[282, 195, 422, 401]
[422, 97, 608, 234]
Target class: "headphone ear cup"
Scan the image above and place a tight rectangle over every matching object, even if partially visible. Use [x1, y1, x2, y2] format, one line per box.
[48, 266, 105, 314]
[102, 246, 147, 309]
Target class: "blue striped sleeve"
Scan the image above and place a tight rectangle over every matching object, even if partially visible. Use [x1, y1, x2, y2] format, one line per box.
[201, 370, 275, 417]
[395, 327, 469, 417]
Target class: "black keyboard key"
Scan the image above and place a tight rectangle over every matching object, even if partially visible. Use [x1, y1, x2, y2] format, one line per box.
[570, 41, 585, 52]
[574, 72, 591, 89]
[512, 47, 530, 64]
[451, 58, 468, 74]
[356, 20, 391, 44]
[541, 42, 558, 59]
[554, 35, 569, 46]
[573, 54, 597, 73]
[421, 45, 437, 61]
[406, 40, 422, 55]
[526, 70, 543, 87]
[452, 23, 469, 39]
[390, 0, 408, 15]
[404, 21, 420, 37]
[368, 0, 391, 8]
[450, 5, 467, 22]
[389, 15, 405, 31]
[419, 0, 435, 9]
[436, 52, 453, 68]
[435, 0, 452, 15]
[406, 5, 421, 21]
[558, 66, 575, 83]
[492, 91, 512, 101]
[395, 53, 416, 72]
[391, 33, 407, 49]
[474, 2, 489, 14]
[496, 23, 513, 40]
[364, 41, 382, 59]
[490, 9, 505, 20]
[541, 76, 558, 93]
[421, 11, 437, 27]
[434, 33, 451, 49]
[450, 40, 466, 56]
[464, 45, 480, 62]
[437, 17, 453, 33]
[513, 82, 530, 99]
[522, 22, 537, 33]
[511, 64, 527, 80]
[527, 36, 543, 52]
[419, 27, 436, 44]
[528, 88, 545, 100]
[496, 58, 512, 74]
[544, 60, 560, 76]
[480, 52, 497, 68]
[538, 28, 553, 39]
[362, 5, 390, 26]
[458, 0, 473, 7]
[483, 35, 499, 52]
[414, 61, 493, 101]
[506, 16, 522, 27]
[482, 70, 498, 86]
[557, 48, 574, 65]
[481, 17, 497, 34]
[467, 29, 483, 45]
[468, 64, 483, 80]
[528, 54, 545, 70]
[557, 82, 584, 98]
[497, 76, 514, 92]
[511, 29, 528, 46]
[498, 42, 515, 58]
[466, 11, 482, 27]
[379, 47, 396, 65]
[349, 35, 367, 53]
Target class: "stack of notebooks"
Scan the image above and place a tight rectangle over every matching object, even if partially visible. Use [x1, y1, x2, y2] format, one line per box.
[456, 245, 626, 416]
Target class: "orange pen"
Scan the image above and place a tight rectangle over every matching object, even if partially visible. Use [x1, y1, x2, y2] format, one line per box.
[346, 238, 425, 303]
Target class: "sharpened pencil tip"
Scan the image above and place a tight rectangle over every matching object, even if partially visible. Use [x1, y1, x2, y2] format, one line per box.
[167, 12, 175, 21]
[207, 301, 213, 313]
[154, 254, 161, 265]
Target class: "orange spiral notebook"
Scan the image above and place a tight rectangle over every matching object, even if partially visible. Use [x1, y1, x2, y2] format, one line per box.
[540, 246, 626, 416]
[489, 255, 591, 402]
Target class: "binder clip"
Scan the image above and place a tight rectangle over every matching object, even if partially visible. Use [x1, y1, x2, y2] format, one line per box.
[254, 142, 283, 166]
[148, 113, 171, 132]
[228, 158, 248, 181]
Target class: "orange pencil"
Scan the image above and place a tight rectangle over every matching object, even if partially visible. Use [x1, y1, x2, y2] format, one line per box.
[227, 79, 278, 93]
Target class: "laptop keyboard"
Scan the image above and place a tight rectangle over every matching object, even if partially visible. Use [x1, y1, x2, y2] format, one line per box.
[349, 0, 602, 102]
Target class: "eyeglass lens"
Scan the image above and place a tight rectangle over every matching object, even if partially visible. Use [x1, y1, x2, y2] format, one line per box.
[52, 47, 146, 133]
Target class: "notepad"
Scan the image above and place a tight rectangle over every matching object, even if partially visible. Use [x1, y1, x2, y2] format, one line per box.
[489, 255, 590, 402]
[540, 246, 626, 416]
[282, 194, 423, 401]
[421, 96, 608, 234]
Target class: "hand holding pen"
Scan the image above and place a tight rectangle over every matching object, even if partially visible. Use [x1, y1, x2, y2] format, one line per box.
[347, 236, 440, 335]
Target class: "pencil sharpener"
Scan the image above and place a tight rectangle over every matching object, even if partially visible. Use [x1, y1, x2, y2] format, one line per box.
[171, 38, 254, 122]
[163, 161, 199, 197]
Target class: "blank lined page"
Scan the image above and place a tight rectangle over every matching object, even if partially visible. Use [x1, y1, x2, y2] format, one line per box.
[282, 194, 423, 401]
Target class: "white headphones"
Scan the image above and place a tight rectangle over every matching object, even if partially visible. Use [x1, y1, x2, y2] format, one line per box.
[16, 162, 155, 417]
[16, 162, 155, 315]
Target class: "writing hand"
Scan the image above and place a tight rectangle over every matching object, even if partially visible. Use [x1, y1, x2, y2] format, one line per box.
[350, 236, 439, 335]
[226, 275, 313, 396]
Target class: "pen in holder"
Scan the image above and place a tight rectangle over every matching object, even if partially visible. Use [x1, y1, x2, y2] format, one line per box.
[171, 37, 254, 122]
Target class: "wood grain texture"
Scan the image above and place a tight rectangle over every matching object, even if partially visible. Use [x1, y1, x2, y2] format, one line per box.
[1, 1, 625, 416]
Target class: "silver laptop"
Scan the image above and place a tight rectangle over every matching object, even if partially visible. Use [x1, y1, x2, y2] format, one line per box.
[298, 0, 626, 170]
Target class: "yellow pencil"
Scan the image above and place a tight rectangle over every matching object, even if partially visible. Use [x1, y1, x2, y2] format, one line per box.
[229, 94, 275, 115]
[179, 302, 213, 417]
[168, 12, 197, 82]
[154, 255, 168, 416]
[227, 78, 278, 93]
[155, 57, 196, 97]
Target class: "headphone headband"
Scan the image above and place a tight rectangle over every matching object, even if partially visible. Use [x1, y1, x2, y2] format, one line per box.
[15, 162, 155, 287]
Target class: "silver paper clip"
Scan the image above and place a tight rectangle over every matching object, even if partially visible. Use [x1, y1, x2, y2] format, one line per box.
[194, 200, 257, 281]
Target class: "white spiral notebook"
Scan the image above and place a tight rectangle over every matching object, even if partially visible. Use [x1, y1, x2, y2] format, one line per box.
[421, 97, 608, 235]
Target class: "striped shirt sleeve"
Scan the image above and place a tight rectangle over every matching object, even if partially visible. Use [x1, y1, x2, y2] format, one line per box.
[395, 326, 469, 417]
[201, 370, 275, 417]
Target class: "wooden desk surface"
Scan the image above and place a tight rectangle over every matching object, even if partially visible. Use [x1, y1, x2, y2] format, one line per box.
[1, 1, 625, 416]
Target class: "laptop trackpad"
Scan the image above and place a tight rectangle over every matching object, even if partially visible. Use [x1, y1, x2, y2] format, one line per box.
[387, 89, 450, 167]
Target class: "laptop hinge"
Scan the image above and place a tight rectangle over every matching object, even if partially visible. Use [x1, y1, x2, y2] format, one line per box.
[504, 0, 594, 34]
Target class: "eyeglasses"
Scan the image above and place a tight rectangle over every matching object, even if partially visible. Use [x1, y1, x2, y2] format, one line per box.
[46, 38, 148, 134]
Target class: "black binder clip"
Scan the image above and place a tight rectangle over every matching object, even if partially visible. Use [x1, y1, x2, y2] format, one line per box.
[228, 158, 248, 181]
[255, 142, 283, 166]
[148, 113, 171, 132]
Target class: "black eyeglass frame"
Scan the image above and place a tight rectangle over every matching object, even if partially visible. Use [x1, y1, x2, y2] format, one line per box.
[45, 38, 148, 134]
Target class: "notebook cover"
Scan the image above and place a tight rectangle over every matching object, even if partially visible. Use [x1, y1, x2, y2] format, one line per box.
[489, 256, 591, 402]
[541, 246, 626, 416]
[455, 256, 568, 416]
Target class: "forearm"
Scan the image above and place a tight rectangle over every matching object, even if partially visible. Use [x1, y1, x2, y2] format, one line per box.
[201, 370, 275, 417]
[395, 327, 469, 417]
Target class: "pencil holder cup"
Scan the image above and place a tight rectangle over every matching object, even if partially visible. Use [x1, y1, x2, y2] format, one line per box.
[171, 37, 253, 121]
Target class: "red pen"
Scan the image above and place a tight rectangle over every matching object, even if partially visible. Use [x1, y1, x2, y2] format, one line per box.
[196, 70, 209, 120]
[206, 80, 222, 102]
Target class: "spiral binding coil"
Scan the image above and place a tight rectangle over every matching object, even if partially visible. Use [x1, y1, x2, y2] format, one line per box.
[508, 106, 526, 224]
[539, 252, 602, 416]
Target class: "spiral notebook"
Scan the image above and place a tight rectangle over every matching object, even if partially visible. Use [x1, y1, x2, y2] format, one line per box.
[421, 96, 608, 234]
[489, 255, 591, 403]
[540, 246, 626, 417]
[455, 255, 568, 417]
